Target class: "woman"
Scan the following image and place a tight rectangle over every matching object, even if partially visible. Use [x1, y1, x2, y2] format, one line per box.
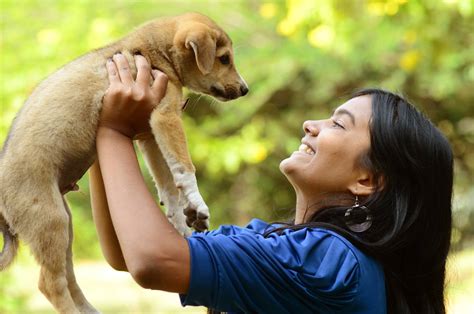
[90, 53, 453, 313]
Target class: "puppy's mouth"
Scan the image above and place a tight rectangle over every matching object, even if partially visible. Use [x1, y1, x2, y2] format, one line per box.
[210, 85, 240, 102]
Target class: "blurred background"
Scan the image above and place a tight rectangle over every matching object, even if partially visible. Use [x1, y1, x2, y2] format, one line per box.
[1, 0, 473, 313]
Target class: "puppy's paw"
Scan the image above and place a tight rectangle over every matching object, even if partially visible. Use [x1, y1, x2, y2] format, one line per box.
[167, 210, 192, 236]
[174, 172, 210, 232]
[183, 202, 210, 232]
[160, 192, 192, 236]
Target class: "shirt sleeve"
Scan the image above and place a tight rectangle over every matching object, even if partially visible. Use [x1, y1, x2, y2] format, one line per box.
[180, 226, 360, 313]
[196, 218, 274, 237]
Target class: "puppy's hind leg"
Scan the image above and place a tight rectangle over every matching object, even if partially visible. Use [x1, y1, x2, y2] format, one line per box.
[63, 197, 99, 313]
[16, 184, 79, 314]
[137, 137, 191, 236]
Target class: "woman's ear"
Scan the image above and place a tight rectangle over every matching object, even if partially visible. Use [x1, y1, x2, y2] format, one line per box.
[348, 171, 378, 196]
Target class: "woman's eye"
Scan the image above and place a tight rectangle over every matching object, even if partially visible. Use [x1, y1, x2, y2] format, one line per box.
[331, 120, 345, 129]
[219, 55, 230, 65]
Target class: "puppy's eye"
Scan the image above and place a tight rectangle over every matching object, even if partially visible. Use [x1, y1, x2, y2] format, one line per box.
[219, 55, 230, 65]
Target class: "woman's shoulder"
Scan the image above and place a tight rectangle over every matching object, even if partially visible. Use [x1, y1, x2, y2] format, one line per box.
[193, 219, 382, 279]
[269, 226, 385, 303]
[265, 226, 384, 283]
[200, 219, 366, 263]
[263, 226, 362, 271]
[278, 226, 383, 274]
[187, 220, 386, 310]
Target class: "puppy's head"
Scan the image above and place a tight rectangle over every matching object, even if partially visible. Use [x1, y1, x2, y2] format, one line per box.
[173, 13, 248, 101]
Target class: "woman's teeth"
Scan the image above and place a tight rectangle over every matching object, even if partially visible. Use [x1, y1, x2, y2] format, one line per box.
[298, 144, 315, 155]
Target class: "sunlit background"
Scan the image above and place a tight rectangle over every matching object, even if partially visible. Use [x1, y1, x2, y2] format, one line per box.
[1, 0, 473, 313]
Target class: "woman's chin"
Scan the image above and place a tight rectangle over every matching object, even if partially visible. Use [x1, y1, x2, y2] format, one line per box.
[280, 151, 310, 172]
[279, 156, 296, 175]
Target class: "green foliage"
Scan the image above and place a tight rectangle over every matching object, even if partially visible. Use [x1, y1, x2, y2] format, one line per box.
[1, 0, 473, 241]
[1, 0, 473, 308]
[0, 272, 29, 314]
[0, 249, 31, 313]
[1, 0, 473, 311]
[65, 176, 103, 260]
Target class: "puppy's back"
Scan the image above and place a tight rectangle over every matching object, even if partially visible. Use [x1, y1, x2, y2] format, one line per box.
[1, 49, 120, 185]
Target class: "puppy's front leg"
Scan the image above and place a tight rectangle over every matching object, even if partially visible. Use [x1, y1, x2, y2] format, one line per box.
[149, 86, 209, 231]
[137, 137, 191, 236]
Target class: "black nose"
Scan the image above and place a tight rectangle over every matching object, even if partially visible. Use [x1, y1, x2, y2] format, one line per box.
[240, 85, 249, 96]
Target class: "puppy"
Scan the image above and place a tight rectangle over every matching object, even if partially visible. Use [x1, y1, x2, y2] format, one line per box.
[0, 12, 247, 313]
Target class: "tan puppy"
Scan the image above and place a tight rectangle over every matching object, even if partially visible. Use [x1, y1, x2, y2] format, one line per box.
[0, 12, 247, 313]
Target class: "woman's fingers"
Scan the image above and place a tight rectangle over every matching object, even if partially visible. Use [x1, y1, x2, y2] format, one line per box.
[106, 52, 167, 106]
[134, 55, 152, 87]
[106, 59, 120, 85]
[113, 53, 133, 85]
[151, 69, 168, 100]
[101, 53, 169, 138]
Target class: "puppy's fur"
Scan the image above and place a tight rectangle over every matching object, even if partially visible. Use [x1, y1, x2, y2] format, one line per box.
[0, 13, 247, 313]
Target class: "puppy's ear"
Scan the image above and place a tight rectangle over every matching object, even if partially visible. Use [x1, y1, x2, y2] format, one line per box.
[184, 27, 217, 75]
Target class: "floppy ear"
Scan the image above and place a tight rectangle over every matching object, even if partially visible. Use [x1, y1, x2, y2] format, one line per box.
[184, 28, 217, 75]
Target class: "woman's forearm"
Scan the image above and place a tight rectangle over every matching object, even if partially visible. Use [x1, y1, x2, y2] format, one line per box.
[89, 161, 127, 271]
[96, 127, 190, 293]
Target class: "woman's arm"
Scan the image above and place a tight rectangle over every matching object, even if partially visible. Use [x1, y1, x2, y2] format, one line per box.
[94, 53, 190, 293]
[97, 127, 190, 293]
[89, 161, 127, 271]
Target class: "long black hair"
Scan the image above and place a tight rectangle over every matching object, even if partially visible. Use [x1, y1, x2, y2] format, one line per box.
[268, 88, 453, 313]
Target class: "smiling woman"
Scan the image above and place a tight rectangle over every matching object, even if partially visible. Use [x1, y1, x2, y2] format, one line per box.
[280, 95, 374, 224]
[275, 88, 453, 313]
[90, 53, 454, 314]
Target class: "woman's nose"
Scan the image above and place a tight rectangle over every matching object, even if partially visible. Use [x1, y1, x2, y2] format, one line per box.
[303, 120, 319, 136]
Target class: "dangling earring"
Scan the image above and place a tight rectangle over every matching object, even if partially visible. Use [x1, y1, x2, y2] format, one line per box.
[344, 195, 373, 233]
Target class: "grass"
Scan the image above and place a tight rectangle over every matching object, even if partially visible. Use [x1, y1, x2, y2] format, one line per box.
[1, 247, 205, 314]
[1, 245, 473, 313]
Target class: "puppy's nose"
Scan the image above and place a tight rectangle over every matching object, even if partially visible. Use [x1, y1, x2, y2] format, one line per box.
[240, 85, 249, 96]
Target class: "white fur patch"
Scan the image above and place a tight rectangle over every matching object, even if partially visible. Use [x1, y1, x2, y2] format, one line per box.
[174, 171, 210, 226]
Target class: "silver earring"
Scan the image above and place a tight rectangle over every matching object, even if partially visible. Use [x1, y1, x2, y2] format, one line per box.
[344, 195, 373, 233]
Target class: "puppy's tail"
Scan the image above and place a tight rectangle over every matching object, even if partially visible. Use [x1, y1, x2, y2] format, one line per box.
[0, 213, 18, 271]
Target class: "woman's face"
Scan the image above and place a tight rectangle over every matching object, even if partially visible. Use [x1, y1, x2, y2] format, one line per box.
[280, 95, 373, 200]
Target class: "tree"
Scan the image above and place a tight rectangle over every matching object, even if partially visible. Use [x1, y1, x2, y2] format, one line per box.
[1, 0, 473, 257]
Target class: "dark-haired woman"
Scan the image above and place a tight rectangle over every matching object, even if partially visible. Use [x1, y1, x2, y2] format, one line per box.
[90, 53, 453, 313]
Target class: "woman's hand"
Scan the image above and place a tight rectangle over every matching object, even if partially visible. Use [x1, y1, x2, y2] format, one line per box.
[96, 53, 190, 292]
[100, 53, 168, 138]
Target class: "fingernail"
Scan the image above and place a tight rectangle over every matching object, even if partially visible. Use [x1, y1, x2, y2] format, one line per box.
[107, 58, 113, 63]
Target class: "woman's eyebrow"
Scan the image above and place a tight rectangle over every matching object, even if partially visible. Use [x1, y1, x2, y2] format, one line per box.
[333, 108, 356, 126]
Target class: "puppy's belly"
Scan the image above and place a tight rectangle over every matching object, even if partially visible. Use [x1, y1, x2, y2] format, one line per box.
[2, 126, 97, 189]
[57, 150, 96, 191]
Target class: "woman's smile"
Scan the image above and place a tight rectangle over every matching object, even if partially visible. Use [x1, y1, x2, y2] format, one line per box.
[298, 143, 316, 155]
[280, 95, 373, 221]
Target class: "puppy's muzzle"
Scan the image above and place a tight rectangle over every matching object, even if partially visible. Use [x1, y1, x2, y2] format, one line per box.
[211, 82, 249, 101]
[240, 85, 249, 96]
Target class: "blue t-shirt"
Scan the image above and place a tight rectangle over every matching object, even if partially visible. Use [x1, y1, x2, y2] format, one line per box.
[180, 219, 386, 313]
